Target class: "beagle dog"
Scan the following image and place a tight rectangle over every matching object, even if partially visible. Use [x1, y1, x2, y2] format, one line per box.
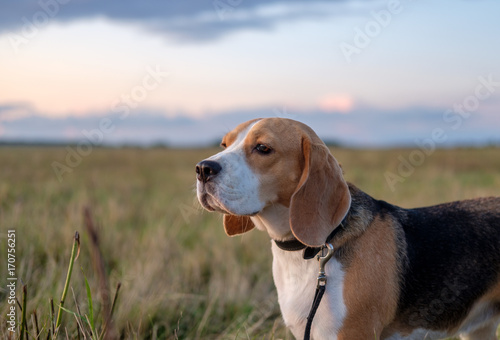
[195, 118, 500, 340]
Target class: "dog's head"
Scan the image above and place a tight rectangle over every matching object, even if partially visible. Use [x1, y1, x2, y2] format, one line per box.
[196, 118, 351, 247]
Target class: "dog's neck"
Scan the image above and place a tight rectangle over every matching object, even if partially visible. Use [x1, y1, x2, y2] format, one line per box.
[250, 202, 351, 247]
[250, 204, 294, 242]
[250, 186, 374, 250]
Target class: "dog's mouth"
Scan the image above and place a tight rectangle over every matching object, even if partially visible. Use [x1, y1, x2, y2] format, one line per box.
[198, 192, 231, 215]
[197, 179, 263, 216]
[198, 193, 215, 212]
[198, 192, 261, 217]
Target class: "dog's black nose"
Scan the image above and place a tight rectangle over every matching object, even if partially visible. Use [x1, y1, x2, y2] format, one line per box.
[196, 160, 222, 183]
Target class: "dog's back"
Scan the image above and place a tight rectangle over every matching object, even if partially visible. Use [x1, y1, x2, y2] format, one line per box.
[391, 197, 500, 334]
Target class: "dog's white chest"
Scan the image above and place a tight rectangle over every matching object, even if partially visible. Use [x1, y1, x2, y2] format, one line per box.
[271, 243, 346, 339]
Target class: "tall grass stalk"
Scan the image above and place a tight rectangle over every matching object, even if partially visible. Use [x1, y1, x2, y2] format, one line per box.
[99, 283, 121, 340]
[20, 285, 27, 340]
[55, 231, 80, 335]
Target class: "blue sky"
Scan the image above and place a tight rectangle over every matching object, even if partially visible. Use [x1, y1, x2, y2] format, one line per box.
[0, 0, 499, 146]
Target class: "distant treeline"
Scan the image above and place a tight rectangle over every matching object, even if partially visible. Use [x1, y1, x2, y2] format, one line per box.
[0, 140, 170, 148]
[1, 139, 498, 149]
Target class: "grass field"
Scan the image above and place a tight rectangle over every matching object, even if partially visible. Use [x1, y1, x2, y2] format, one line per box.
[0, 146, 499, 339]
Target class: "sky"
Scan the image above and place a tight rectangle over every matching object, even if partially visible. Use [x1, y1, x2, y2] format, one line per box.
[0, 0, 499, 147]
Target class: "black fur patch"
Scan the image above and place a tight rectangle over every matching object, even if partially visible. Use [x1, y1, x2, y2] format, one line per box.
[334, 185, 500, 332]
[342, 185, 500, 332]
[391, 199, 500, 330]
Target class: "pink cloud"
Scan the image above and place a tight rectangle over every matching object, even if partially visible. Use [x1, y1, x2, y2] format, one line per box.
[318, 94, 354, 113]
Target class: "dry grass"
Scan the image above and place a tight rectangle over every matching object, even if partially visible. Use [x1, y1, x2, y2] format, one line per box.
[0, 146, 499, 339]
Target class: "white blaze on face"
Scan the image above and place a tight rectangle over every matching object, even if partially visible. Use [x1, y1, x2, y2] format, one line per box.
[196, 121, 265, 216]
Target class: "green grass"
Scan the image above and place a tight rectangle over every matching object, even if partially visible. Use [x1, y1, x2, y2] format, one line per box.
[0, 146, 499, 339]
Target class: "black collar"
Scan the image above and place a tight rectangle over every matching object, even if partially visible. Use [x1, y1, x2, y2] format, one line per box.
[274, 215, 348, 260]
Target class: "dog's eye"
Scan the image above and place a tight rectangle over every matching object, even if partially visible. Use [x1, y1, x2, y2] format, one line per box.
[255, 144, 272, 154]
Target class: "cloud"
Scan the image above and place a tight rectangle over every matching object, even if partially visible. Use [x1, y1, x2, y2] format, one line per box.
[1, 101, 500, 147]
[0, 102, 34, 121]
[318, 94, 354, 113]
[0, 0, 365, 42]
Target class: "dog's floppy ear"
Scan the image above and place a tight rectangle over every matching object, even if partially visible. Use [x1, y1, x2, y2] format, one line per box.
[289, 135, 351, 247]
[223, 215, 255, 236]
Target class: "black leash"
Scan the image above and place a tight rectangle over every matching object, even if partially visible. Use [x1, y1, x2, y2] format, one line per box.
[303, 243, 335, 340]
[274, 221, 346, 340]
[304, 284, 325, 340]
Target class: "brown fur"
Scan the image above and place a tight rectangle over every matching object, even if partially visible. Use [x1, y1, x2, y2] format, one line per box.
[242, 119, 305, 208]
[220, 118, 260, 147]
[223, 214, 254, 236]
[289, 132, 351, 247]
[338, 216, 400, 339]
